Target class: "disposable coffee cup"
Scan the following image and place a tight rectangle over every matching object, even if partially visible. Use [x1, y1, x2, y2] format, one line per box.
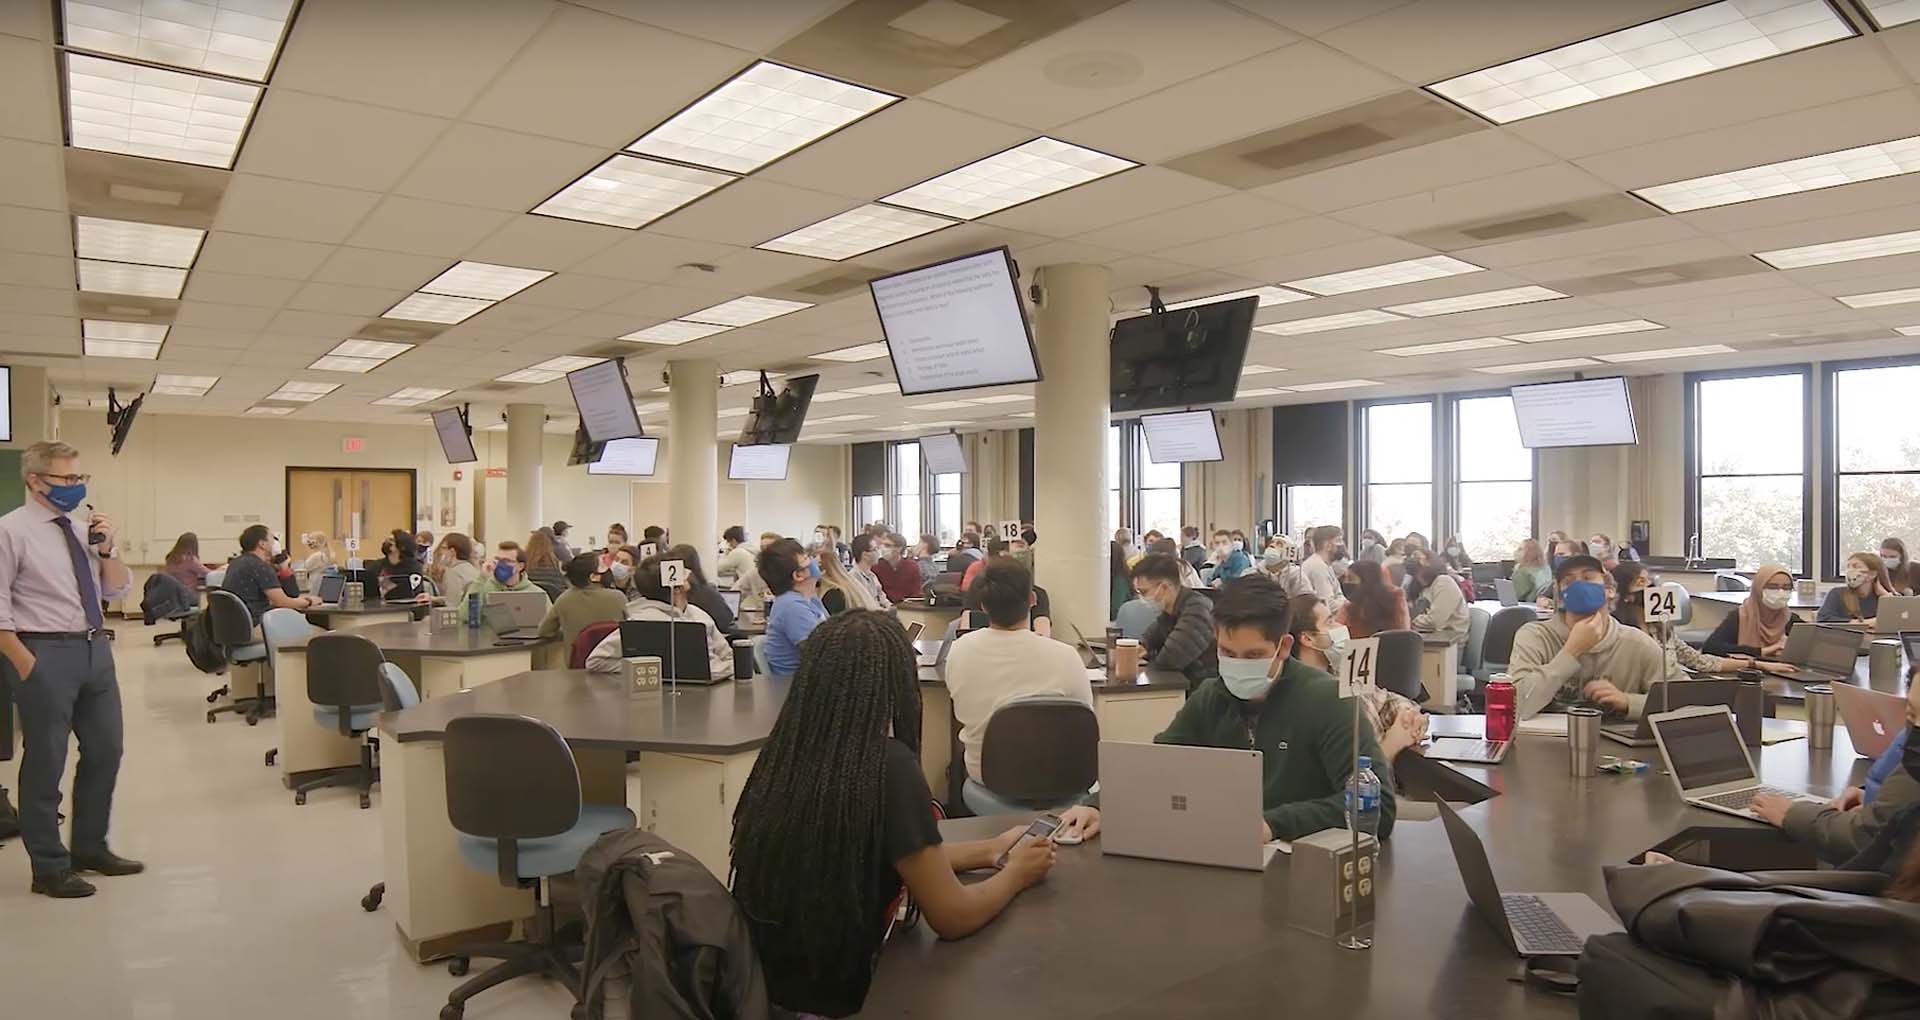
[1113, 638, 1142, 681]
[1566, 707, 1602, 777]
[1804, 684, 1836, 749]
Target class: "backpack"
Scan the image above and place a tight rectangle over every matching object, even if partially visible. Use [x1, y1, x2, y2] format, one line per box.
[182, 610, 227, 674]
[925, 571, 966, 607]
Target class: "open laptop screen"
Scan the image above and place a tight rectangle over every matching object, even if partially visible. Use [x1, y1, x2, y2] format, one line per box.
[1654, 711, 1754, 789]
[1807, 626, 1859, 676]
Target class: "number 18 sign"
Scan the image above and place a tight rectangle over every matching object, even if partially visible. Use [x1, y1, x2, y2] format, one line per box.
[1339, 636, 1381, 698]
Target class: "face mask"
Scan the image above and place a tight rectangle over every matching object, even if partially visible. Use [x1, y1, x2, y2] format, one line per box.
[1625, 589, 1645, 604]
[1551, 555, 1568, 571]
[1761, 589, 1791, 611]
[1561, 579, 1608, 615]
[1340, 581, 1360, 600]
[806, 558, 822, 580]
[1882, 553, 1902, 569]
[1262, 549, 1285, 565]
[1232, 540, 1245, 552]
[1446, 545, 1462, 557]
[609, 562, 631, 582]
[1321, 625, 1351, 676]
[494, 561, 517, 583]
[38, 479, 86, 513]
[1218, 654, 1277, 700]
[1846, 567, 1869, 588]
[1333, 545, 1348, 560]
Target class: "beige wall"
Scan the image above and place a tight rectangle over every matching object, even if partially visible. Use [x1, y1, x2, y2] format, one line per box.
[5, 365, 56, 449]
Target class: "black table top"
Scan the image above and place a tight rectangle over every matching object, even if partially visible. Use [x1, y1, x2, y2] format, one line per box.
[857, 719, 1869, 1019]
[910, 635, 1188, 695]
[279, 620, 554, 657]
[304, 602, 419, 617]
[379, 669, 790, 754]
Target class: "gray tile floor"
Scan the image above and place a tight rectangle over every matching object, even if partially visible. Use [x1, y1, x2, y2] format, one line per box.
[0, 623, 577, 1020]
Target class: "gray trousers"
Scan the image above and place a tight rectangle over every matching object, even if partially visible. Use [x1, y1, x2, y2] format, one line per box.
[6, 635, 122, 876]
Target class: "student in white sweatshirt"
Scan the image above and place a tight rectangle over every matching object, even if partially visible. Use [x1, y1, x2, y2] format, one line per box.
[585, 558, 733, 679]
[1298, 524, 1345, 612]
[1407, 548, 1469, 640]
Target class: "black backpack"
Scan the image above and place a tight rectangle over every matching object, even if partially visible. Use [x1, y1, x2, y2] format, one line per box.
[182, 610, 227, 674]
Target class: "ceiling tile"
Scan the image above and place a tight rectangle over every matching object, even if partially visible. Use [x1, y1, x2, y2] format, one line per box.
[0, 138, 65, 210]
[512, 273, 640, 310]
[310, 247, 448, 290]
[1224, 0, 1417, 37]
[0, 283, 76, 317]
[235, 89, 450, 192]
[0, 252, 76, 289]
[395, 124, 611, 213]
[755, 99, 1030, 201]
[343, 197, 516, 258]
[172, 301, 277, 330]
[287, 281, 409, 317]
[1332, 162, 1620, 236]
[1256, 130, 1559, 213]
[1073, 192, 1307, 255]
[573, 0, 852, 51]
[1678, 172, 1920, 238]
[0, 35, 60, 143]
[651, 179, 857, 247]
[267, 309, 369, 338]
[213, 174, 383, 244]
[181, 272, 303, 309]
[981, 166, 1233, 238]
[1454, 215, 1704, 270]
[1317, 0, 1688, 85]
[1161, 215, 1375, 270]
[192, 232, 333, 281]
[569, 231, 736, 282]
[463, 215, 628, 272]
[0, 204, 72, 256]
[165, 325, 263, 350]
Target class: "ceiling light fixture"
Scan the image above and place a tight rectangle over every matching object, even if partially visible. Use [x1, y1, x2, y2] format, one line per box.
[1477, 357, 1601, 374]
[74, 216, 204, 267]
[1283, 255, 1483, 296]
[627, 61, 899, 174]
[721, 369, 783, 387]
[1861, 0, 1920, 30]
[1595, 344, 1737, 362]
[1253, 309, 1404, 335]
[1155, 286, 1312, 312]
[1384, 285, 1566, 317]
[495, 355, 604, 385]
[1286, 379, 1380, 392]
[682, 295, 813, 327]
[266, 380, 340, 402]
[1505, 319, 1664, 342]
[246, 405, 295, 416]
[1376, 336, 1516, 357]
[60, 0, 297, 82]
[151, 373, 217, 396]
[1755, 228, 1920, 269]
[811, 414, 874, 424]
[757, 203, 954, 260]
[620, 320, 732, 345]
[1633, 134, 1920, 212]
[1837, 287, 1920, 309]
[382, 292, 494, 324]
[533, 153, 735, 230]
[64, 53, 262, 168]
[309, 338, 414, 373]
[879, 136, 1138, 220]
[83, 338, 163, 359]
[1241, 364, 1288, 375]
[76, 259, 188, 298]
[1236, 387, 1291, 398]
[372, 387, 453, 407]
[810, 341, 891, 362]
[417, 261, 553, 301]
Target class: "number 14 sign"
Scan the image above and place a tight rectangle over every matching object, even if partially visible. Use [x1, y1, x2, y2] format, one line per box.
[1339, 636, 1381, 698]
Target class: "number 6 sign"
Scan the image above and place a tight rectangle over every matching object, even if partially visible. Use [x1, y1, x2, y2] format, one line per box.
[1644, 582, 1682, 622]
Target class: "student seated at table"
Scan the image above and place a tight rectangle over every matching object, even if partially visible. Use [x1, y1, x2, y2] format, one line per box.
[1511, 538, 1551, 604]
[714, 525, 756, 585]
[431, 532, 479, 597]
[1508, 554, 1668, 720]
[539, 553, 626, 649]
[1702, 564, 1799, 659]
[731, 611, 1057, 1018]
[1408, 548, 1470, 640]
[376, 529, 430, 602]
[224, 524, 321, 621]
[841, 533, 892, 612]
[1255, 535, 1313, 597]
[459, 543, 552, 608]
[1131, 553, 1217, 691]
[760, 538, 828, 677]
[1335, 559, 1408, 639]
[1208, 529, 1253, 585]
[665, 543, 736, 633]
[585, 557, 732, 678]
[1881, 537, 1920, 596]
[162, 531, 211, 591]
[1290, 593, 1425, 766]
[873, 531, 924, 604]
[817, 541, 883, 615]
[946, 559, 1093, 814]
[1299, 525, 1345, 610]
[1818, 551, 1894, 625]
[1612, 562, 1794, 679]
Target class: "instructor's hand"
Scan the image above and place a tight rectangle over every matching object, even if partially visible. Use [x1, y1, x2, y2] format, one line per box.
[7, 650, 35, 681]
[88, 510, 116, 554]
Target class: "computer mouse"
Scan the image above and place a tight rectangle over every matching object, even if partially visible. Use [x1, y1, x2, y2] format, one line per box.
[1053, 828, 1084, 846]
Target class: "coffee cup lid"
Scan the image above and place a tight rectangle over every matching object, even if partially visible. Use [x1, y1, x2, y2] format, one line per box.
[1116, 638, 1140, 647]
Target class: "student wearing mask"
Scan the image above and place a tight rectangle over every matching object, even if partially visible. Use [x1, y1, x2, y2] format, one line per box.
[845, 533, 893, 612]
[549, 521, 574, 562]
[735, 532, 782, 610]
[1131, 553, 1218, 691]
[730, 612, 1056, 1018]
[1149, 537, 1204, 589]
[434, 533, 479, 597]
[1881, 537, 1919, 596]
[874, 532, 924, 604]
[760, 538, 828, 676]
[1335, 559, 1409, 639]
[1356, 529, 1388, 564]
[414, 530, 435, 563]
[223, 525, 321, 623]
[585, 556, 734, 679]
[714, 525, 755, 585]
[1209, 529, 1253, 584]
[375, 529, 428, 602]
[296, 531, 334, 592]
[1290, 593, 1425, 766]
[910, 533, 939, 576]
[602, 545, 639, 598]
[1588, 533, 1624, 569]
[1408, 548, 1469, 640]
[1257, 535, 1313, 598]
[1541, 538, 1592, 608]
[539, 553, 627, 649]
[1612, 562, 1793, 679]
[1507, 554, 1669, 720]
[1818, 552, 1894, 625]
[1511, 538, 1552, 604]
[602, 524, 629, 559]
[1403, 532, 1430, 554]
[1703, 564, 1798, 659]
[1179, 525, 1208, 570]
[1749, 673, 1920, 865]
[1440, 536, 1473, 573]
[460, 543, 551, 608]
[945, 558, 1093, 813]
[1299, 525, 1345, 611]
[665, 543, 736, 633]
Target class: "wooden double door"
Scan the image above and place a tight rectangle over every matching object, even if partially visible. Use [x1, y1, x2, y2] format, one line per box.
[287, 468, 416, 565]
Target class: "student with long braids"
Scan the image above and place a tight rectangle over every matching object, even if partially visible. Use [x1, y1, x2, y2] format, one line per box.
[730, 611, 1057, 1018]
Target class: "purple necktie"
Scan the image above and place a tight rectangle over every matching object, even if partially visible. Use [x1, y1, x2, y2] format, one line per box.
[56, 517, 105, 631]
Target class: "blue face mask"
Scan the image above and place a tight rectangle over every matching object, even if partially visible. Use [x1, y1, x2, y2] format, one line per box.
[1550, 554, 1568, 571]
[494, 561, 517, 583]
[1561, 579, 1608, 615]
[806, 558, 821, 580]
[42, 481, 86, 513]
[1218, 653, 1277, 700]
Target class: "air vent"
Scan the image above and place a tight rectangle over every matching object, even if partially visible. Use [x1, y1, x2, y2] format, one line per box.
[796, 273, 873, 297]
[1166, 91, 1482, 188]
[1241, 123, 1392, 171]
[356, 320, 447, 343]
[78, 293, 176, 321]
[1461, 211, 1585, 241]
[478, 382, 522, 393]
[1405, 194, 1660, 252]
[1548, 256, 1771, 297]
[766, 267, 880, 302]
[65, 148, 226, 229]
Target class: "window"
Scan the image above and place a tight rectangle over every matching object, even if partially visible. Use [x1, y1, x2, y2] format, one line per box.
[1136, 428, 1183, 539]
[851, 494, 883, 531]
[931, 470, 962, 545]
[1107, 423, 1122, 536]
[1363, 400, 1434, 542]
[1453, 394, 1534, 562]
[1282, 484, 1343, 543]
[892, 441, 921, 541]
[1689, 369, 1807, 573]
[1830, 360, 1920, 564]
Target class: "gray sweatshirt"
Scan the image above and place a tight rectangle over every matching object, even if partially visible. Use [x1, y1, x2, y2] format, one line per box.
[1782, 764, 1919, 866]
[1507, 612, 1671, 720]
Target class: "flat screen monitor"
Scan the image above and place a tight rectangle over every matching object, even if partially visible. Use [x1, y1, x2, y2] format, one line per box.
[566, 360, 643, 442]
[1139, 410, 1224, 464]
[431, 407, 476, 464]
[920, 431, 968, 474]
[728, 443, 790, 481]
[1510, 377, 1638, 448]
[0, 365, 11, 441]
[108, 390, 143, 456]
[738, 373, 819, 446]
[869, 247, 1041, 397]
[1109, 295, 1256, 413]
[587, 437, 660, 476]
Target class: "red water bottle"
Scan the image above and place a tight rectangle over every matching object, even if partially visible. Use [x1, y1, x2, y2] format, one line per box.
[1485, 674, 1516, 742]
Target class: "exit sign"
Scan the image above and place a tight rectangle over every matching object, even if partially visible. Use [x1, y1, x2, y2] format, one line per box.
[341, 436, 365, 453]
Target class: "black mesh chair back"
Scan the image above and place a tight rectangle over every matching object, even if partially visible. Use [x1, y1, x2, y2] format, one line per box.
[306, 632, 386, 736]
[205, 589, 256, 647]
[979, 697, 1100, 804]
[1373, 629, 1426, 701]
[445, 714, 582, 888]
[1481, 607, 1538, 667]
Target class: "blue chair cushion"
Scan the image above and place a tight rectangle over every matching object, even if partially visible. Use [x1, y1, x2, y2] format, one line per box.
[311, 703, 381, 732]
[230, 642, 267, 663]
[456, 803, 636, 880]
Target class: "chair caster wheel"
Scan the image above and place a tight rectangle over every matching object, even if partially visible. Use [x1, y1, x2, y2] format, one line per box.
[362, 884, 383, 912]
[246, 715, 259, 727]
[206, 692, 219, 704]
[440, 1004, 464, 1020]
[205, 711, 217, 724]
[264, 750, 277, 767]
[294, 792, 307, 806]
[359, 792, 371, 810]
[447, 957, 470, 977]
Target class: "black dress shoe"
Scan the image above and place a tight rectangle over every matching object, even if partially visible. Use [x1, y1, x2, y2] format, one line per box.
[72, 851, 145, 877]
[30, 871, 96, 898]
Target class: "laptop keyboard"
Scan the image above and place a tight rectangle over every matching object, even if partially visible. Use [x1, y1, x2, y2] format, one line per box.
[1503, 894, 1582, 954]
[1697, 786, 1790, 812]
[1436, 738, 1505, 760]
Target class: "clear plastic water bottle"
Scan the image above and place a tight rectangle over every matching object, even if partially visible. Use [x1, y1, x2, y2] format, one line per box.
[1347, 755, 1382, 846]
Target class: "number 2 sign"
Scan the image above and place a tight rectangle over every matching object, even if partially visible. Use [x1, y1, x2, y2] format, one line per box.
[660, 559, 688, 588]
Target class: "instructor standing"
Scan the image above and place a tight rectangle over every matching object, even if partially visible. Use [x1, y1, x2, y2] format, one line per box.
[0, 441, 141, 897]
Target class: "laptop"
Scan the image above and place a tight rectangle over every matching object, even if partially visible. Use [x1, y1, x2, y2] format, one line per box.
[619, 620, 723, 684]
[1425, 735, 1509, 765]
[1098, 741, 1285, 870]
[1435, 798, 1622, 956]
[1771, 624, 1858, 683]
[721, 589, 742, 616]
[1494, 578, 1518, 607]
[1066, 623, 1107, 670]
[1601, 680, 1764, 748]
[1876, 595, 1920, 635]
[314, 573, 345, 605]
[1834, 682, 1910, 758]
[484, 590, 549, 633]
[1648, 706, 1824, 820]
[903, 621, 924, 646]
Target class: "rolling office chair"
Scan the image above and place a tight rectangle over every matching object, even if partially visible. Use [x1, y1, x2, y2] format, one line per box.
[962, 697, 1100, 817]
[204, 590, 268, 724]
[1715, 570, 1752, 592]
[1478, 606, 1537, 680]
[1456, 606, 1492, 710]
[1669, 587, 1713, 648]
[569, 621, 619, 670]
[296, 632, 385, 808]
[258, 608, 317, 767]
[440, 714, 636, 1020]
[361, 662, 419, 914]
[1372, 629, 1426, 703]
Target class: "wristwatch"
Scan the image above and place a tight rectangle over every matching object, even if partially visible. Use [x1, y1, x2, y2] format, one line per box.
[97, 547, 114, 559]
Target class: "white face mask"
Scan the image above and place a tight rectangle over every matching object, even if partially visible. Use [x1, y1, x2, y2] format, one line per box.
[1882, 553, 1902, 569]
[1320, 624, 1351, 676]
[1846, 567, 1870, 588]
[1218, 653, 1278, 700]
[1761, 589, 1791, 610]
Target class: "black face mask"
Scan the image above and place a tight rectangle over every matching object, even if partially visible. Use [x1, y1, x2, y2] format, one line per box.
[1903, 725, 1920, 781]
[1340, 581, 1360, 600]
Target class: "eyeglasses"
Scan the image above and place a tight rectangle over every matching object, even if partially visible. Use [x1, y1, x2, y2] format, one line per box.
[36, 472, 90, 485]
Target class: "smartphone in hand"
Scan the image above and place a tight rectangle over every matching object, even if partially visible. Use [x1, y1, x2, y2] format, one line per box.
[996, 813, 1061, 868]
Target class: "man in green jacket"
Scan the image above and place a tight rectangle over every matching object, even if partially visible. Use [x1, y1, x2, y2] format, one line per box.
[1058, 574, 1396, 844]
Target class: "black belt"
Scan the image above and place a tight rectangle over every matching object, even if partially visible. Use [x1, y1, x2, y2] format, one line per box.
[17, 630, 106, 641]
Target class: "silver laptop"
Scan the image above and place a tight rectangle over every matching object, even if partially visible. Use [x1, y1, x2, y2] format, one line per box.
[1435, 798, 1621, 956]
[1876, 595, 1920, 634]
[484, 589, 549, 631]
[1834, 682, 1909, 758]
[1494, 578, 1518, 607]
[1648, 706, 1823, 821]
[1601, 680, 1763, 748]
[1098, 741, 1284, 871]
[1772, 624, 1857, 683]
[1426, 736, 1509, 764]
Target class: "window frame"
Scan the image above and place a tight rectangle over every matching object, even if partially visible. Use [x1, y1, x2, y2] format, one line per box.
[1444, 388, 1538, 561]
[1820, 354, 1920, 580]
[1280, 482, 1346, 542]
[1683, 363, 1812, 577]
[1356, 395, 1441, 545]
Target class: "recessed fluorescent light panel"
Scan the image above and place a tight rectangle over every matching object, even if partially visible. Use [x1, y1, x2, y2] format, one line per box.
[1899, 325, 1920, 336]
[1427, 0, 1852, 124]
[1505, 319, 1664, 343]
[1633, 134, 1920, 212]
[1596, 344, 1737, 362]
[1237, 387, 1291, 398]
[1377, 336, 1516, 357]
[1254, 310, 1404, 335]
[619, 320, 732, 346]
[1478, 357, 1601, 374]
[382, 292, 492, 324]
[967, 394, 1031, 404]
[74, 217, 204, 267]
[418, 261, 552, 301]
[811, 341, 891, 362]
[246, 405, 295, 416]
[1287, 379, 1380, 392]
[1284, 255, 1483, 296]
[845, 383, 900, 395]
[880, 137, 1138, 220]
[151, 374, 217, 396]
[911, 400, 975, 411]
[757, 203, 954, 260]
[810, 414, 874, 424]
[533, 153, 734, 229]
[1862, 0, 1920, 29]
[683, 295, 812, 327]
[1164, 286, 1311, 311]
[1241, 364, 1288, 375]
[61, 0, 297, 81]
[627, 61, 898, 174]
[1385, 285, 1566, 317]
[309, 338, 413, 373]
[496, 355, 604, 385]
[372, 387, 452, 407]
[1755, 228, 1920, 269]
[64, 53, 262, 168]
[1838, 287, 1920, 309]
[717, 407, 750, 418]
[83, 319, 167, 358]
[76, 259, 188, 298]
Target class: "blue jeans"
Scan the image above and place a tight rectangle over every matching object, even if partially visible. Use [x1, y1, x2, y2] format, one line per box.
[8, 635, 123, 876]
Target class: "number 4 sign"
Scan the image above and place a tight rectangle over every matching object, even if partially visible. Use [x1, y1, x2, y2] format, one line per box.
[997, 521, 1022, 542]
[1339, 636, 1381, 698]
[1644, 582, 1683, 622]
[660, 559, 688, 588]
[638, 542, 659, 560]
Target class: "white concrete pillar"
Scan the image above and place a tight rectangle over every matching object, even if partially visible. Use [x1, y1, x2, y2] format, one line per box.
[668, 358, 719, 553]
[505, 403, 544, 541]
[1031, 263, 1113, 636]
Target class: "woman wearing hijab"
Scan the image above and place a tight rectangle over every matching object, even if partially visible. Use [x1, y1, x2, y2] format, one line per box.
[1703, 564, 1798, 660]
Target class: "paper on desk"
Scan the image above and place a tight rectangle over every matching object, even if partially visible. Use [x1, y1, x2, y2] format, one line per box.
[1515, 715, 1571, 737]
